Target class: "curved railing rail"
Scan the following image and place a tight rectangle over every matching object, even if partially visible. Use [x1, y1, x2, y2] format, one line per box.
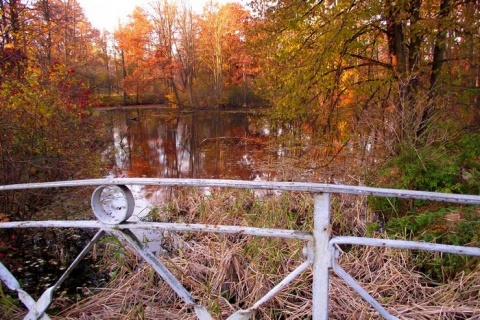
[0, 178, 479, 320]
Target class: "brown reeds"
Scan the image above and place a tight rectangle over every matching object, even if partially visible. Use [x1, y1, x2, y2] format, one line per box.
[2, 189, 479, 319]
[331, 246, 480, 319]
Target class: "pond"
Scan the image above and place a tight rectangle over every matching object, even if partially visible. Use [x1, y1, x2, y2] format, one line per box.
[99, 106, 299, 251]
[101, 106, 278, 181]
[99, 105, 356, 213]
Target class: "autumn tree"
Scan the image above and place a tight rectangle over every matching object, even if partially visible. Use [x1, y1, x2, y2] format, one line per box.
[221, 3, 256, 107]
[92, 30, 115, 94]
[175, 0, 198, 106]
[93, 1, 258, 108]
[249, 0, 480, 162]
[114, 7, 158, 104]
[0, 0, 28, 81]
[197, 2, 252, 106]
[0, 0, 105, 218]
[27, 1, 95, 77]
[0, 0, 22, 48]
[151, 0, 181, 103]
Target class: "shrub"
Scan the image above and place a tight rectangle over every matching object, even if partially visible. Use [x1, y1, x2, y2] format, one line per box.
[0, 66, 105, 219]
[371, 133, 480, 217]
[385, 206, 480, 282]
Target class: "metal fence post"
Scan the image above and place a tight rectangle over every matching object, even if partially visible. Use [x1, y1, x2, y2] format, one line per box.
[312, 193, 331, 320]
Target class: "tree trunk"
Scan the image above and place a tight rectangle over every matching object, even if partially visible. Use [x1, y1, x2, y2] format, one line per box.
[386, 0, 409, 144]
[418, 0, 451, 137]
[121, 49, 127, 105]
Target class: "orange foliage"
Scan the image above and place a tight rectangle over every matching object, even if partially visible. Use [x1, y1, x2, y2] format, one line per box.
[115, 7, 159, 100]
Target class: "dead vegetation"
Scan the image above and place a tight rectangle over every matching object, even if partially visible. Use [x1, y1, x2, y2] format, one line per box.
[1, 189, 479, 319]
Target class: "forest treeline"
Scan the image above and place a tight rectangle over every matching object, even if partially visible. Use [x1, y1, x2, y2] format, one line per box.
[0, 0, 479, 211]
[1, 0, 262, 108]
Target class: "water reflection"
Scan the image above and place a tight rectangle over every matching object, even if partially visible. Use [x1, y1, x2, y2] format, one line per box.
[103, 107, 276, 181]
[100, 106, 372, 232]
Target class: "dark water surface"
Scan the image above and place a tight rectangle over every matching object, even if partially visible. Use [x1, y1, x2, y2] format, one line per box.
[102, 106, 279, 181]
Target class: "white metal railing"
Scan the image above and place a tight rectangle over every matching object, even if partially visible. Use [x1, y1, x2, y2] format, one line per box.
[0, 178, 479, 320]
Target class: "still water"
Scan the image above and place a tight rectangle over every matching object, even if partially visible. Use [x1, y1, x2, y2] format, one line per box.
[100, 106, 295, 250]
[100, 106, 300, 222]
[102, 106, 280, 181]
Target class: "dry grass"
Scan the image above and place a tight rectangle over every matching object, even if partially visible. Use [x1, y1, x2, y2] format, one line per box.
[331, 246, 480, 319]
[2, 189, 479, 319]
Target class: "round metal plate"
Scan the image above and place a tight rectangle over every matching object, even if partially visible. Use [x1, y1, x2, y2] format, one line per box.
[91, 185, 135, 224]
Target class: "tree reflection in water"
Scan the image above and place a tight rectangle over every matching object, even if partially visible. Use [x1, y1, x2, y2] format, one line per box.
[102, 106, 277, 208]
